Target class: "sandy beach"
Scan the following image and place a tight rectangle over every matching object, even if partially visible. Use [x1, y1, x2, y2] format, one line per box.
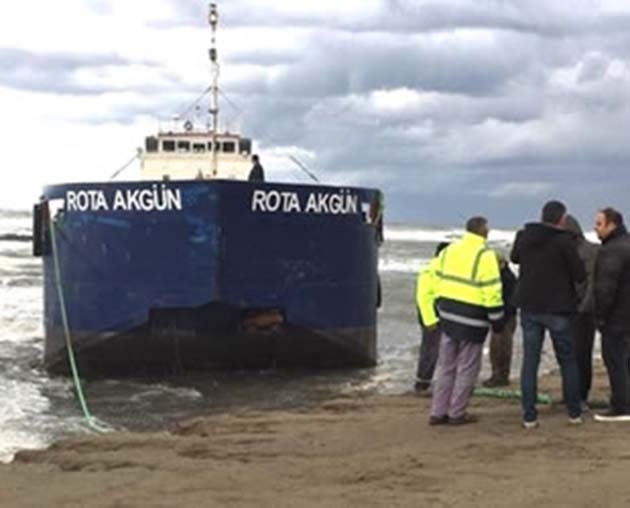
[2, 365, 629, 507]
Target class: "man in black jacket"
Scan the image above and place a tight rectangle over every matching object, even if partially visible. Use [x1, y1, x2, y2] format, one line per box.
[593, 207, 630, 422]
[511, 200, 586, 428]
[564, 214, 599, 407]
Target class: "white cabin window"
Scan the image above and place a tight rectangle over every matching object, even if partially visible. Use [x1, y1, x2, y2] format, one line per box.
[239, 138, 251, 154]
[177, 141, 190, 152]
[193, 143, 206, 153]
[162, 140, 175, 152]
[145, 137, 159, 152]
[223, 141, 236, 153]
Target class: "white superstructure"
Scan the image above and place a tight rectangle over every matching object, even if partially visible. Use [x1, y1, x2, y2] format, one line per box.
[141, 131, 252, 180]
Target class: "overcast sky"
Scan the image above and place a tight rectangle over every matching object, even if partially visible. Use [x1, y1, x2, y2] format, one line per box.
[3, 0, 630, 227]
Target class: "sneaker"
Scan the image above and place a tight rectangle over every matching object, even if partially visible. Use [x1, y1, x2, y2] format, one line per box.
[568, 415, 584, 425]
[429, 415, 449, 426]
[522, 420, 539, 429]
[448, 413, 478, 425]
[594, 410, 630, 422]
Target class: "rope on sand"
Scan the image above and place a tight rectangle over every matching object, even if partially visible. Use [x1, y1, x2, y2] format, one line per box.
[473, 387, 552, 405]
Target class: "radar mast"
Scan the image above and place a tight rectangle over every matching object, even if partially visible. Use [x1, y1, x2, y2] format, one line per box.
[208, 3, 220, 176]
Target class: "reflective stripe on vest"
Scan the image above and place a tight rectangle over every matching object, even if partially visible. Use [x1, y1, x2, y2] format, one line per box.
[437, 246, 496, 288]
[434, 271, 501, 288]
[438, 310, 490, 328]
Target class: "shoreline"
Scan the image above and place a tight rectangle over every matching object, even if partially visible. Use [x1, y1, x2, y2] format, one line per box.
[2, 365, 627, 507]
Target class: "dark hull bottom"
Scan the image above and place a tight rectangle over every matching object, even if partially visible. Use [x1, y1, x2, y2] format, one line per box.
[44, 304, 376, 378]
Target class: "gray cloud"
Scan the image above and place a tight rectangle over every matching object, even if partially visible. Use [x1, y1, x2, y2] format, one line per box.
[227, 48, 301, 67]
[263, 32, 529, 98]
[206, 9, 630, 225]
[15, 1, 630, 225]
[0, 48, 179, 96]
[168, 0, 630, 39]
[83, 0, 114, 16]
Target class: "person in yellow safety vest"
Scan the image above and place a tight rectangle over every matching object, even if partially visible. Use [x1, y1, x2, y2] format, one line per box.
[423, 216, 504, 426]
[414, 241, 450, 393]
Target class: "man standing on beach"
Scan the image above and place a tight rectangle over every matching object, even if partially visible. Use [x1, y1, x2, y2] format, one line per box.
[564, 215, 599, 407]
[426, 217, 504, 425]
[593, 207, 630, 422]
[483, 252, 517, 388]
[511, 200, 585, 428]
[414, 242, 449, 394]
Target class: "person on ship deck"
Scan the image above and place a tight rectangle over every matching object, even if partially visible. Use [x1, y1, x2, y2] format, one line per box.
[248, 154, 265, 182]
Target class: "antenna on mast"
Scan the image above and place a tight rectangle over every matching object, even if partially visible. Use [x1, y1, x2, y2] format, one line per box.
[208, 3, 220, 176]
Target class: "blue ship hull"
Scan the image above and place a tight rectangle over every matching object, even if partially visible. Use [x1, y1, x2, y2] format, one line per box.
[35, 180, 382, 377]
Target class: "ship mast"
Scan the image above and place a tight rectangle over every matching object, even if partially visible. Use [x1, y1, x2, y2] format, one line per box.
[208, 3, 220, 177]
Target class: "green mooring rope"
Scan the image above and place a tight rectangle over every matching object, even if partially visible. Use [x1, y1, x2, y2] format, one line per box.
[474, 386, 552, 405]
[49, 217, 110, 433]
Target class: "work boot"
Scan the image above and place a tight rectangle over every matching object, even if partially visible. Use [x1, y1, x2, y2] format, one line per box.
[482, 376, 509, 388]
[429, 415, 449, 426]
[414, 381, 432, 397]
[448, 413, 478, 425]
[414, 380, 430, 392]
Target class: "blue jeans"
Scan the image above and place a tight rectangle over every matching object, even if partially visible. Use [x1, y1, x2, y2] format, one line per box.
[520, 311, 581, 421]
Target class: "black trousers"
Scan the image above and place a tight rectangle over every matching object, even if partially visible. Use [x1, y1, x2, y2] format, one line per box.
[601, 331, 630, 414]
[415, 325, 442, 387]
[573, 312, 596, 402]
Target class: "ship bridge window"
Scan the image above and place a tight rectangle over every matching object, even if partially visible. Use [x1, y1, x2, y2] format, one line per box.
[193, 143, 206, 153]
[145, 136, 159, 152]
[223, 141, 235, 153]
[239, 138, 252, 155]
[177, 141, 190, 152]
[162, 140, 175, 152]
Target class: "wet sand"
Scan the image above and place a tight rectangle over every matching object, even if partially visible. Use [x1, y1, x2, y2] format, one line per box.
[2, 364, 629, 507]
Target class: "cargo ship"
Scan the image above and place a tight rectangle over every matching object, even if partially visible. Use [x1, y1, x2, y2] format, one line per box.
[33, 4, 383, 377]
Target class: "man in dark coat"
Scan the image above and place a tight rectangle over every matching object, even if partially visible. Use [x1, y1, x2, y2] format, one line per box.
[564, 214, 599, 406]
[248, 154, 265, 182]
[593, 207, 630, 422]
[510, 200, 586, 428]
